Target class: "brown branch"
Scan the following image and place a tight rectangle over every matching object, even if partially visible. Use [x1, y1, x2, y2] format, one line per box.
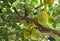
[13, 7, 25, 20]
[13, 7, 60, 37]
[25, 17, 60, 37]
[23, 0, 28, 17]
[13, 7, 21, 18]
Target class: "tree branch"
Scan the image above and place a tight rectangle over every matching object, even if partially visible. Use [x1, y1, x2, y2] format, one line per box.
[13, 7, 60, 37]
[25, 17, 60, 37]
[13, 7, 26, 20]
[23, 0, 28, 17]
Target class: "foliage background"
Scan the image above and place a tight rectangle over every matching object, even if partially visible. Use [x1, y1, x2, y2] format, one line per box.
[0, 0, 60, 41]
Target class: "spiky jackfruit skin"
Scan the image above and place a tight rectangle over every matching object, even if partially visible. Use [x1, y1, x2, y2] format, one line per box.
[36, 10, 48, 25]
[31, 29, 40, 40]
[47, 0, 54, 6]
[24, 31, 30, 39]
[42, 0, 54, 6]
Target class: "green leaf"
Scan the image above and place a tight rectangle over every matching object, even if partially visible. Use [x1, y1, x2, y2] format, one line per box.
[54, 15, 60, 22]
[0, 8, 2, 13]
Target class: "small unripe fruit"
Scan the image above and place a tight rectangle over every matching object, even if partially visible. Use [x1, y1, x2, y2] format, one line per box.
[31, 29, 40, 40]
[24, 31, 30, 39]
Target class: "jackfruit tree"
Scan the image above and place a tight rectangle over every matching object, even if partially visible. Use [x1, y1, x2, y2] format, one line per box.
[0, 0, 60, 41]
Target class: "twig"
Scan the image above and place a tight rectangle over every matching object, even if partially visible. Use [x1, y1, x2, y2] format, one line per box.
[23, 0, 28, 17]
